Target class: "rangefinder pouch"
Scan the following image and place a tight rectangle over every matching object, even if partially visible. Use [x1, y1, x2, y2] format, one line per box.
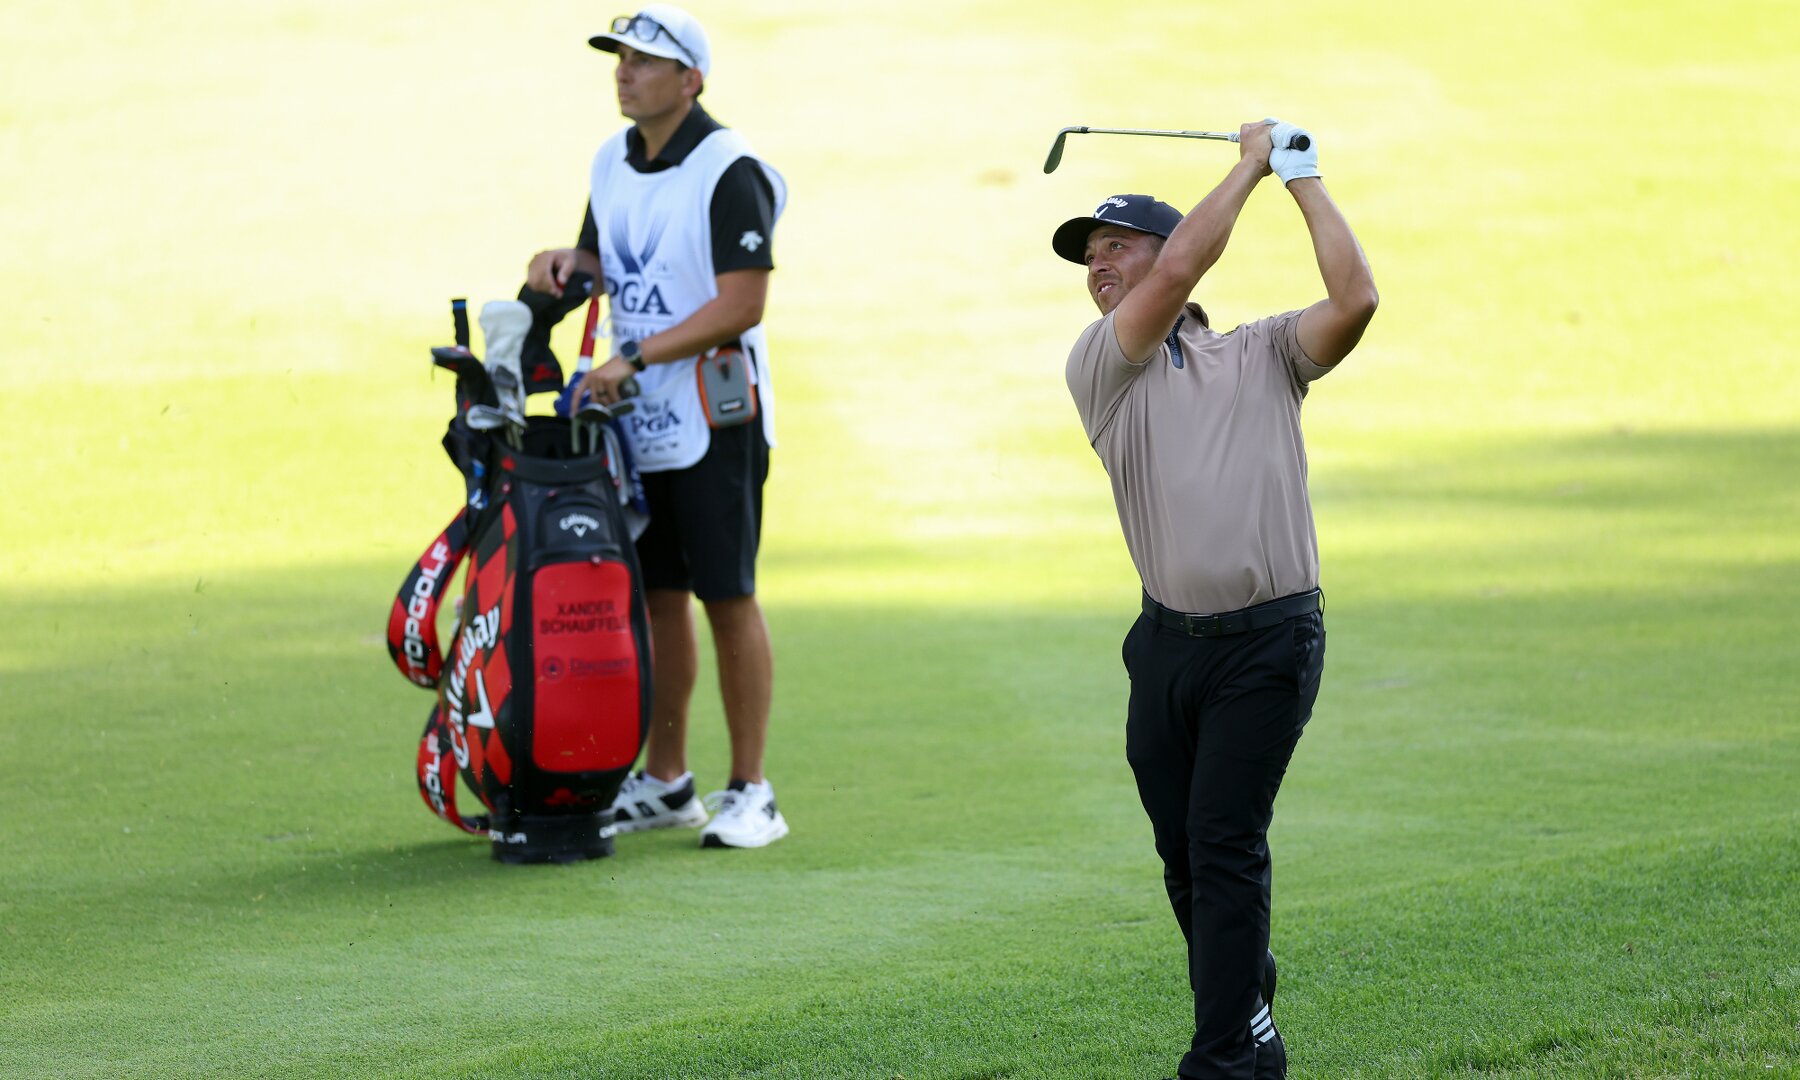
[698, 345, 758, 428]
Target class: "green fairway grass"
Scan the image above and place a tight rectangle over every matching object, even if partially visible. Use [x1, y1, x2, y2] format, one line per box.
[3, 1, 1796, 1077]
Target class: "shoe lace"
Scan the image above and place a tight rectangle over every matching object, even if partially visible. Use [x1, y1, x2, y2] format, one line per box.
[702, 789, 748, 817]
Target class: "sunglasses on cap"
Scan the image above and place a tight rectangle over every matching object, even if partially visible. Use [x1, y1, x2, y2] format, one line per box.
[610, 14, 700, 68]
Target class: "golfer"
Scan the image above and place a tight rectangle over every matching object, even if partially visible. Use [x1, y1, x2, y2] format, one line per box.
[1058, 119, 1377, 1079]
[526, 5, 789, 849]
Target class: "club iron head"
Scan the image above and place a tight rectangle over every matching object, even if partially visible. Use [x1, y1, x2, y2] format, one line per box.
[1043, 126, 1084, 174]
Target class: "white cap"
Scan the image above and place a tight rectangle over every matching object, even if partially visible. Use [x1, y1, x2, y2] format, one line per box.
[590, 5, 711, 78]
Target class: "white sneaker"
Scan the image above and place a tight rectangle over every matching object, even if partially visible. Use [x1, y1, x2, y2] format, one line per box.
[698, 780, 789, 849]
[610, 771, 709, 834]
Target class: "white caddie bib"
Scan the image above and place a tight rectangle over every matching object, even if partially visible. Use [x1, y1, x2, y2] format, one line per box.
[590, 126, 787, 472]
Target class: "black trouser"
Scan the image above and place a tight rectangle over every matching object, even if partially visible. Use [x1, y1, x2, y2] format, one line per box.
[1122, 600, 1325, 1080]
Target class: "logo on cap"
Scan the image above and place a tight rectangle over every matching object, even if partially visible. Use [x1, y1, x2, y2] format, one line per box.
[1096, 196, 1130, 216]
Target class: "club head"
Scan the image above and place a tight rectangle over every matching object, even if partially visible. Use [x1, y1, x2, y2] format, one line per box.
[574, 399, 636, 422]
[465, 404, 510, 431]
[432, 345, 498, 409]
[1043, 126, 1083, 174]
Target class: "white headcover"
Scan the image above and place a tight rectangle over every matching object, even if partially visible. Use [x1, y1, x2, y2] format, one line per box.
[479, 299, 532, 422]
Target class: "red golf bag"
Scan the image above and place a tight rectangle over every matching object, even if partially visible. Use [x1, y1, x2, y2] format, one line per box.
[387, 292, 651, 863]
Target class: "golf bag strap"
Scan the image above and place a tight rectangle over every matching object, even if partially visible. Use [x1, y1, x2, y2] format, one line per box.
[416, 703, 491, 835]
[387, 512, 471, 688]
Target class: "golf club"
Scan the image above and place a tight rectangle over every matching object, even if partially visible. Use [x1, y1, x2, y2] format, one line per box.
[573, 398, 636, 456]
[487, 366, 526, 450]
[480, 300, 533, 450]
[431, 345, 498, 412]
[1043, 125, 1312, 174]
[571, 377, 640, 456]
[465, 404, 513, 432]
[452, 297, 470, 349]
[575, 293, 603, 379]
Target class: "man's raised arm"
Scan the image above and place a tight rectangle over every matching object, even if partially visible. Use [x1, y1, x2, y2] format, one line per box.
[1269, 124, 1378, 368]
[1112, 121, 1275, 361]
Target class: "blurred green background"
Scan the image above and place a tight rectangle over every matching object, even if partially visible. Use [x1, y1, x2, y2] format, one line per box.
[2, 2, 1796, 1077]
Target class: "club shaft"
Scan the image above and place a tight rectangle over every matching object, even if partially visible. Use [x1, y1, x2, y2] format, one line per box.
[1073, 127, 1239, 142]
[1046, 125, 1239, 173]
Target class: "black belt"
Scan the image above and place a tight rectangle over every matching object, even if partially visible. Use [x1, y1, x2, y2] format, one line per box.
[1142, 588, 1322, 637]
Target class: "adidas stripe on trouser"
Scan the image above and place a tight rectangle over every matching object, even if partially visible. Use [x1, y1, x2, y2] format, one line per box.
[1250, 1001, 1276, 1046]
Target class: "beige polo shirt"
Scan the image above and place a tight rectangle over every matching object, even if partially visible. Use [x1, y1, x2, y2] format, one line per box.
[1066, 303, 1332, 615]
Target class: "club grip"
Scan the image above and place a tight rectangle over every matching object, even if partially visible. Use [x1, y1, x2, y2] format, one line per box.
[451, 298, 469, 349]
[1285, 134, 1311, 151]
[620, 376, 640, 399]
[578, 295, 601, 364]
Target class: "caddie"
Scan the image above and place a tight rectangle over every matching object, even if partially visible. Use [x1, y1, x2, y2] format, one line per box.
[526, 4, 789, 849]
[1058, 120, 1378, 1078]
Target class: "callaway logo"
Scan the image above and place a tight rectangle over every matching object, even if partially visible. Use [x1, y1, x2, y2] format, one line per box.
[738, 230, 764, 252]
[1096, 196, 1130, 216]
[466, 669, 497, 730]
[443, 600, 503, 765]
[559, 513, 601, 537]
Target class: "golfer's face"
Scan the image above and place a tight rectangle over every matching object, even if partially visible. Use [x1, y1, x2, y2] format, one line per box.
[1085, 226, 1158, 315]
[614, 45, 689, 121]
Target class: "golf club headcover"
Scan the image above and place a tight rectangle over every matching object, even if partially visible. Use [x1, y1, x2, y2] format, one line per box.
[517, 272, 596, 394]
[1269, 122, 1319, 185]
[479, 300, 533, 420]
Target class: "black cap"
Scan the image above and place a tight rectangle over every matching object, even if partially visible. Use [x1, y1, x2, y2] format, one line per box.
[1052, 194, 1183, 264]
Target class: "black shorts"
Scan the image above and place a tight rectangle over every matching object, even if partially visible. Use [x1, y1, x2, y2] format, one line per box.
[633, 421, 770, 601]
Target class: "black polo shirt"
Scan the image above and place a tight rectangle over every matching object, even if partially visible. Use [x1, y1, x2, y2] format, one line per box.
[575, 103, 776, 274]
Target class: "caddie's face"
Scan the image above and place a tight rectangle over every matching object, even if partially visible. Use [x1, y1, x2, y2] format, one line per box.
[1084, 226, 1159, 315]
[613, 44, 697, 122]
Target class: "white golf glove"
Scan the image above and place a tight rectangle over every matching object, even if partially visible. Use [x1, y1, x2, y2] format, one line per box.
[1269, 122, 1319, 185]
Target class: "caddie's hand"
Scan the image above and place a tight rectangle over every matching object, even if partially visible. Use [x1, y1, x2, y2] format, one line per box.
[1269, 122, 1320, 185]
[577, 356, 638, 408]
[526, 248, 578, 298]
[1239, 119, 1276, 176]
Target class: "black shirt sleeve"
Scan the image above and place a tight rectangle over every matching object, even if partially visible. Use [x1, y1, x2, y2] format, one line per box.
[709, 157, 776, 274]
[576, 203, 598, 255]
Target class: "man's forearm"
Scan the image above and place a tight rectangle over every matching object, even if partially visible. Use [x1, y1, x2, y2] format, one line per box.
[634, 290, 765, 366]
[1111, 156, 1269, 360]
[1289, 177, 1377, 366]
[1289, 179, 1375, 310]
[1160, 158, 1267, 289]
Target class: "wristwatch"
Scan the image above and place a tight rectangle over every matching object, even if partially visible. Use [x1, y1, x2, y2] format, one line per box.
[618, 339, 646, 371]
